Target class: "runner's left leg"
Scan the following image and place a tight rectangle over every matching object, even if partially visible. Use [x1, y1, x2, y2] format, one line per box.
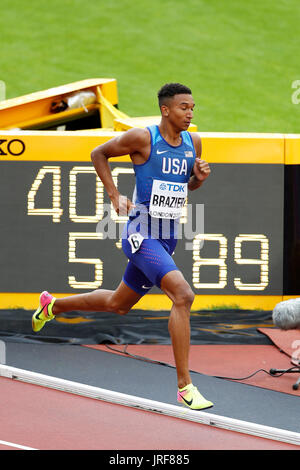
[32, 260, 152, 332]
[52, 280, 142, 316]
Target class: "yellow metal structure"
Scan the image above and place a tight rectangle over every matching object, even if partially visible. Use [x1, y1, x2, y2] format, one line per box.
[0, 78, 197, 132]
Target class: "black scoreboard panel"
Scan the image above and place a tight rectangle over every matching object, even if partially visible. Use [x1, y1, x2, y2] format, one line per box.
[0, 160, 284, 296]
[284, 164, 300, 294]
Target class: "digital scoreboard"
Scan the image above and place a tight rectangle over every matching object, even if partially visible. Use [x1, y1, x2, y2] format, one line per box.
[0, 130, 292, 311]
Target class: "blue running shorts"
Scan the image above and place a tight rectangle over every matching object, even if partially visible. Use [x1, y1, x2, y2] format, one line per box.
[122, 237, 179, 296]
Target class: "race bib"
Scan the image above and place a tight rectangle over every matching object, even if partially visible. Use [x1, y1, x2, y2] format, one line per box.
[149, 179, 187, 219]
[128, 233, 144, 253]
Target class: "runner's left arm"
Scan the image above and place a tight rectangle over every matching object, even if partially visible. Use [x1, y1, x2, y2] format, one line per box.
[188, 133, 211, 191]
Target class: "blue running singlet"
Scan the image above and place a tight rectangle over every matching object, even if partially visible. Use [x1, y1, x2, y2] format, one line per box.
[122, 125, 196, 295]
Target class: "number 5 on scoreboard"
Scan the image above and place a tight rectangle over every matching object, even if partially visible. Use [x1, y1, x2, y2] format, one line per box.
[68, 232, 103, 289]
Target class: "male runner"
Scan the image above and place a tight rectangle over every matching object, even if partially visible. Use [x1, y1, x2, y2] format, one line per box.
[32, 83, 213, 410]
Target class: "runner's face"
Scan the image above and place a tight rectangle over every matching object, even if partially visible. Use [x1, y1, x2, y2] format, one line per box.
[165, 94, 195, 131]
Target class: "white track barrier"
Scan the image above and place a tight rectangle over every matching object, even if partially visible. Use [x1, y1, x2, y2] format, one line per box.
[0, 364, 299, 447]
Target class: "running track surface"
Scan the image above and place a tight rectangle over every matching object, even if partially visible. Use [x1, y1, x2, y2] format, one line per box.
[0, 377, 298, 451]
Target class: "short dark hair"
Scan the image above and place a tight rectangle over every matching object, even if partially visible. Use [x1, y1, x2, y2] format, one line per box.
[157, 83, 192, 107]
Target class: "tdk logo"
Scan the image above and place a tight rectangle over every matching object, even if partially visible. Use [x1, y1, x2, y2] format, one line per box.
[160, 182, 185, 192]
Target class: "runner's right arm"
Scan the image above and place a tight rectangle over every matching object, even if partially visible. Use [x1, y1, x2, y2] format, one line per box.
[91, 128, 149, 215]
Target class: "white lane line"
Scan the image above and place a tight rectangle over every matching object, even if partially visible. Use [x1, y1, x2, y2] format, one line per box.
[0, 439, 37, 450]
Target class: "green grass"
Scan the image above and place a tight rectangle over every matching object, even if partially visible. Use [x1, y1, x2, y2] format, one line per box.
[1, 0, 299, 132]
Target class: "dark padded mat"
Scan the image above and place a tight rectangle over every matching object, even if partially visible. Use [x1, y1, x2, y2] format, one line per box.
[3, 341, 300, 434]
[0, 308, 274, 345]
